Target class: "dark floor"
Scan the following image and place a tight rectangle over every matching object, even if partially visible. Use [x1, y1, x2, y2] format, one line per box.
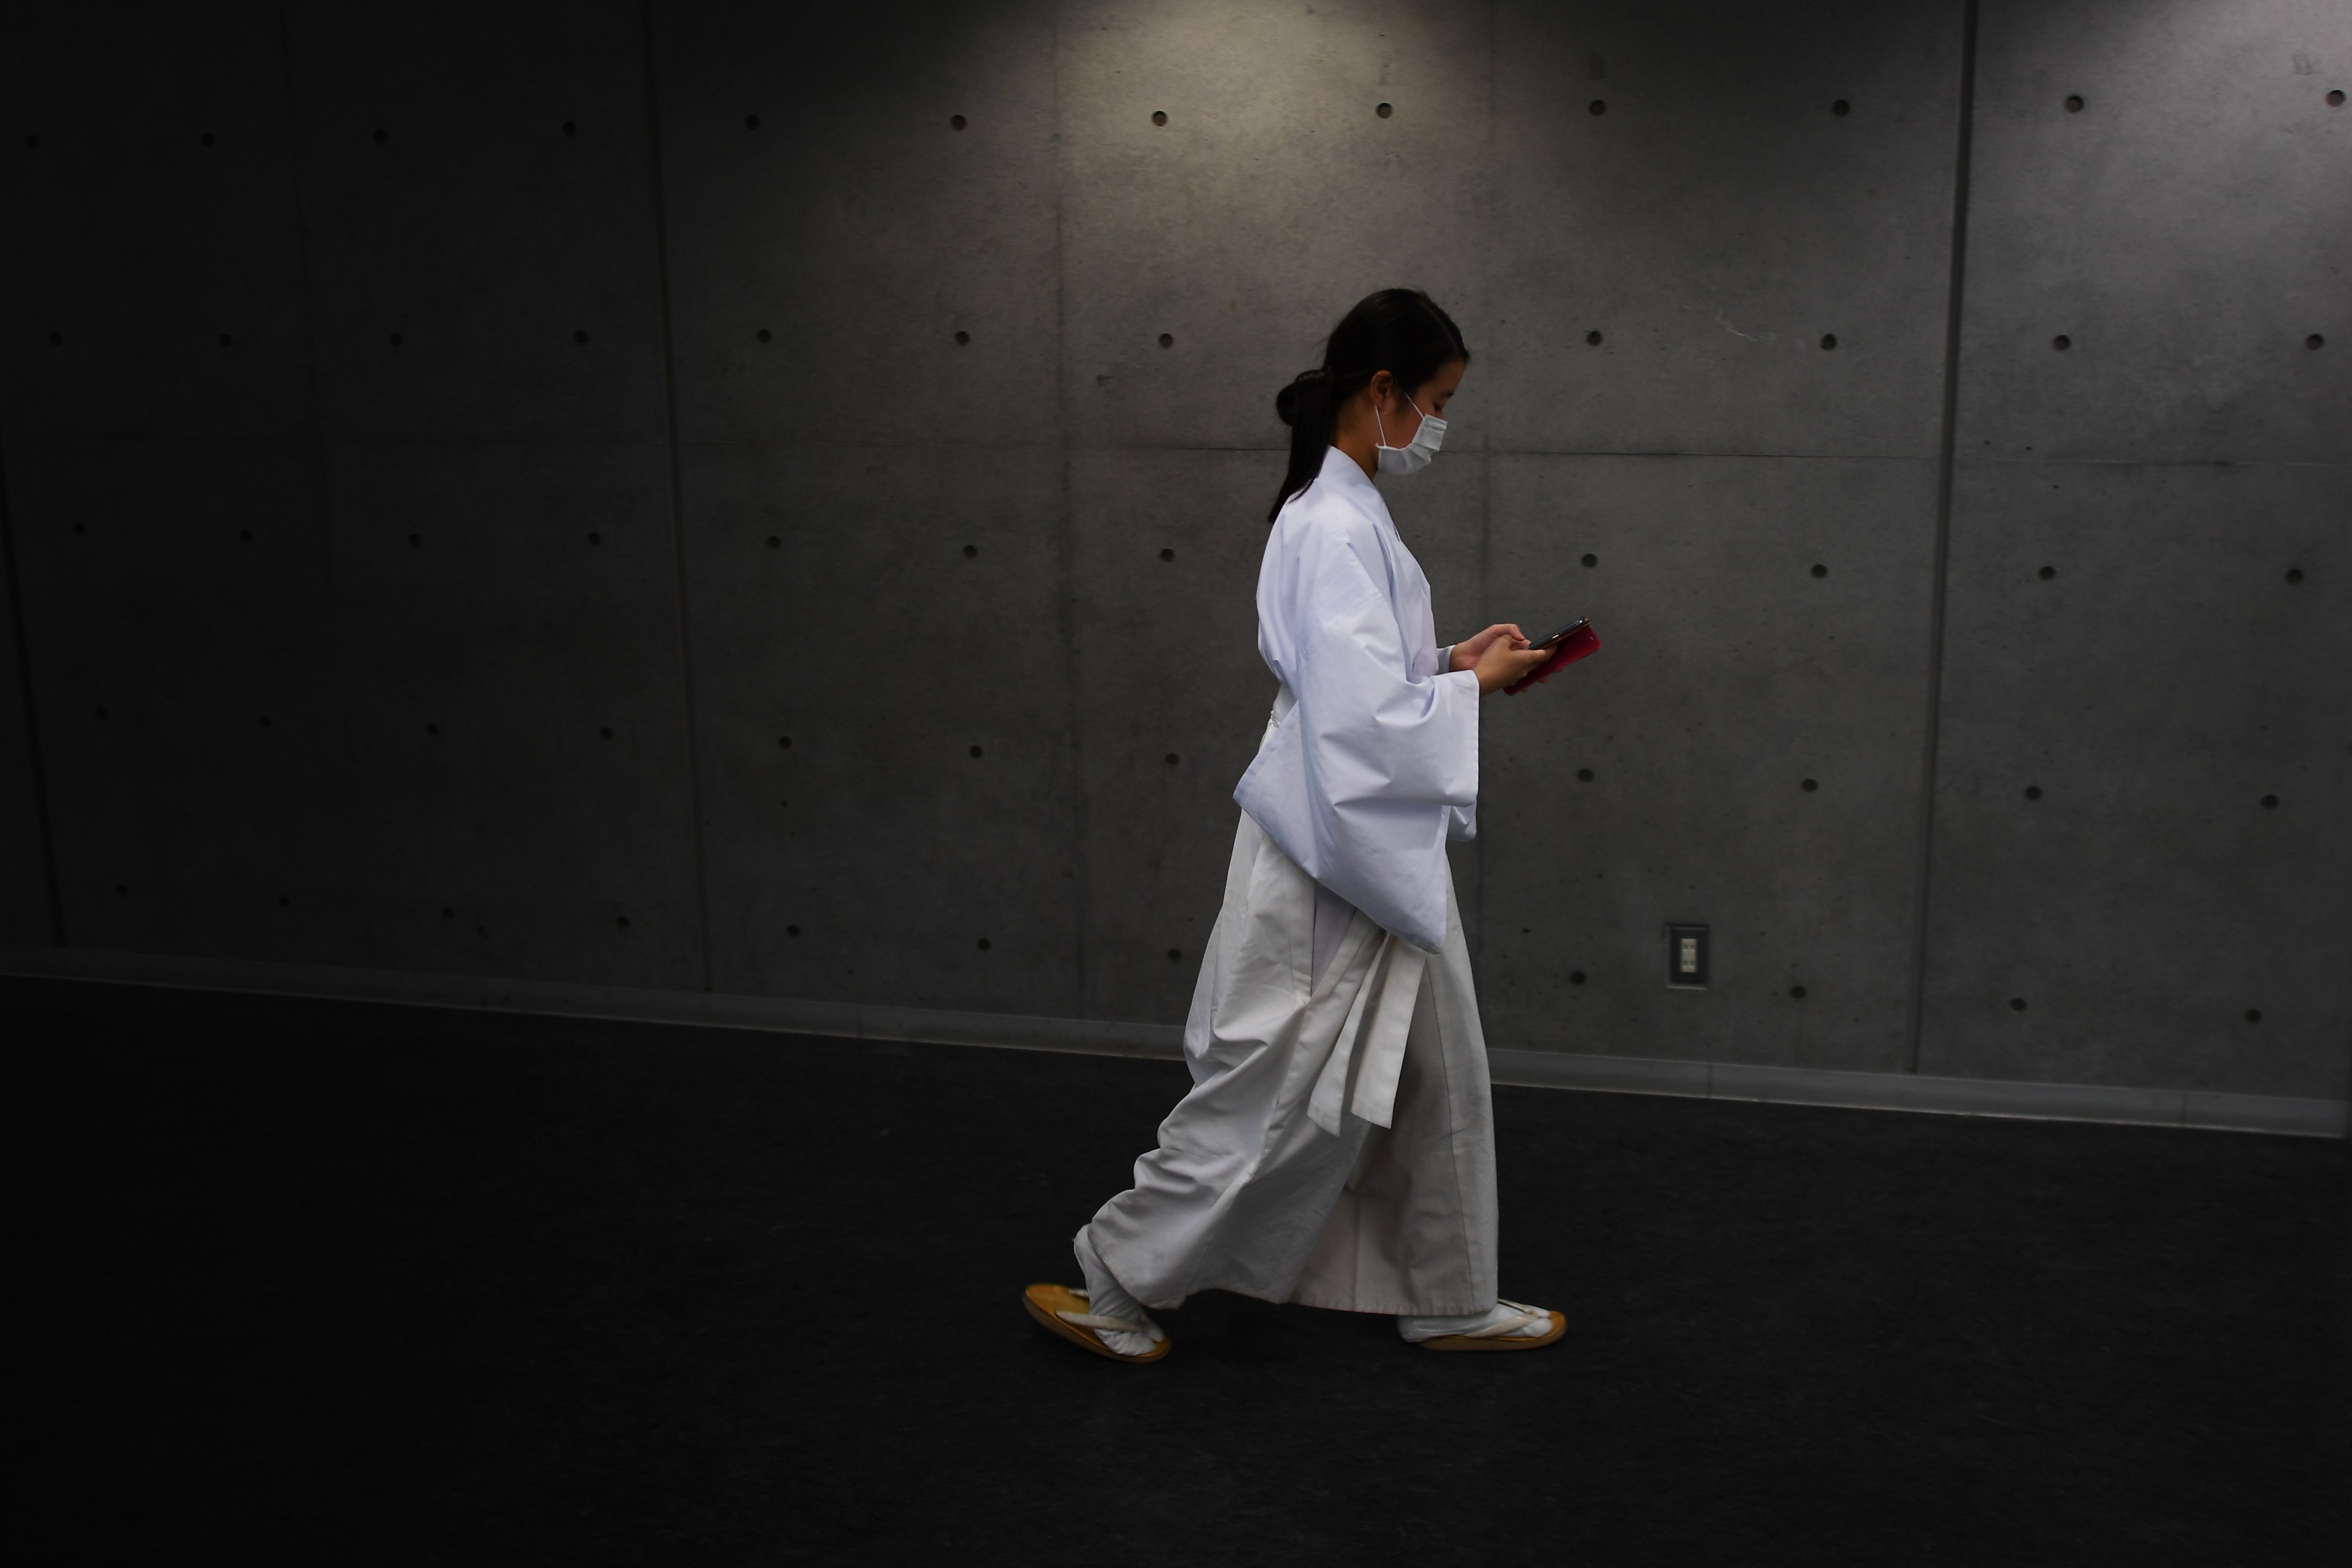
[11, 975, 2347, 1565]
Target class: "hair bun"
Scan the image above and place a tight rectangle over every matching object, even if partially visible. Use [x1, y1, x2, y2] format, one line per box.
[1273, 366, 1331, 428]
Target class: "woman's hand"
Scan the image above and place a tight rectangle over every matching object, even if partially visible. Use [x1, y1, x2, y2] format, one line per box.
[1470, 628, 1557, 696]
[1449, 623, 1525, 673]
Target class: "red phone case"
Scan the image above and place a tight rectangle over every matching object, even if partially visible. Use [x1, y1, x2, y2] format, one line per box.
[1502, 621, 1601, 696]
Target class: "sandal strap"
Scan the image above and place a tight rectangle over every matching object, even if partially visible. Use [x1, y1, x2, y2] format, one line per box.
[1453, 1299, 1550, 1338]
[1056, 1308, 1167, 1343]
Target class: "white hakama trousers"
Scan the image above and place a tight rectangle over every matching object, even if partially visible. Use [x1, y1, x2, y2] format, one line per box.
[1084, 807, 1500, 1318]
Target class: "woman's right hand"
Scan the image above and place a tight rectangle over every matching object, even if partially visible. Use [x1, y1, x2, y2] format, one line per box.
[1473, 632, 1557, 695]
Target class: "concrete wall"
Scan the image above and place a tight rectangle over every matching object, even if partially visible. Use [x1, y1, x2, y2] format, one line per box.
[2, 0, 2343, 1103]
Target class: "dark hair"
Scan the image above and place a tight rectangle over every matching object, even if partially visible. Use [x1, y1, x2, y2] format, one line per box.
[1269, 288, 1469, 522]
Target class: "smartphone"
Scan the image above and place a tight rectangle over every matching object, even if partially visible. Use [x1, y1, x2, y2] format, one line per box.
[1501, 617, 1602, 696]
[1524, 618, 1587, 649]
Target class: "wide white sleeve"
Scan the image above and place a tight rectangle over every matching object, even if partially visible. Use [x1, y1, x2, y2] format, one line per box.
[1234, 526, 1477, 950]
[1291, 535, 1480, 813]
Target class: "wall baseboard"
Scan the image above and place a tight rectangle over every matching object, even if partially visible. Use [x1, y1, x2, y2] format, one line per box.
[1, 944, 2340, 1140]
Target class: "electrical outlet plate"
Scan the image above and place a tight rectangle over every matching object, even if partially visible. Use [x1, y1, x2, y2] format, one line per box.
[1666, 922, 1709, 988]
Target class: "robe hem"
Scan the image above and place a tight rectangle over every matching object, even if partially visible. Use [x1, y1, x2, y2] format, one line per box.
[1285, 1293, 1494, 1317]
[1135, 1279, 1492, 1318]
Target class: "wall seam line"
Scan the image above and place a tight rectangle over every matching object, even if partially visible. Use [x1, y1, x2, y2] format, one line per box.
[1904, 0, 1982, 1077]
[1474, 0, 1499, 970]
[0, 439, 64, 945]
[638, 0, 715, 992]
[273, 0, 347, 967]
[1048, 16, 1088, 1019]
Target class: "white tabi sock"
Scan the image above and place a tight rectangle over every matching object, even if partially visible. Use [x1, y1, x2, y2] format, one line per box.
[1071, 1225, 1160, 1357]
[1396, 1299, 1555, 1342]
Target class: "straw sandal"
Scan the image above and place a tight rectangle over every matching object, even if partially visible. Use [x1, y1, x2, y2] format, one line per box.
[1414, 1298, 1566, 1352]
[1022, 1283, 1172, 1364]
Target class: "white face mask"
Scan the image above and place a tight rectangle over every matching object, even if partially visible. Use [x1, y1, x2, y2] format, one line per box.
[1374, 389, 1447, 476]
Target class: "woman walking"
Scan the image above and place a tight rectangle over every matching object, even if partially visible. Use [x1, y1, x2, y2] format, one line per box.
[1024, 289, 1567, 1361]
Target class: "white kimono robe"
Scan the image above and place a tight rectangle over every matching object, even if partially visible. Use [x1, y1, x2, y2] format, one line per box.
[1087, 446, 1500, 1316]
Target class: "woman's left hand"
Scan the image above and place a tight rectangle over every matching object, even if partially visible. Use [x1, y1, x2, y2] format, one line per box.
[1449, 624, 1527, 673]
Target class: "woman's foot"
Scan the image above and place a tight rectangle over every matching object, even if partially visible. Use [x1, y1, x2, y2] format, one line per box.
[1397, 1297, 1566, 1351]
[1070, 1225, 1164, 1356]
[1022, 1283, 1172, 1362]
[1022, 1223, 1170, 1361]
